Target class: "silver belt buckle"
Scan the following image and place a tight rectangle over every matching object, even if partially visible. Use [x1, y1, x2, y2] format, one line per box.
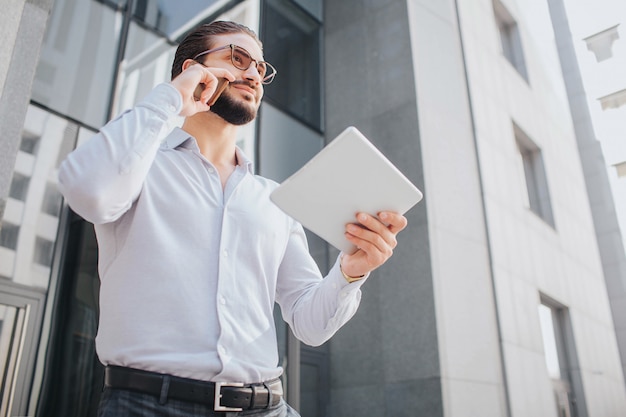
[214, 381, 245, 412]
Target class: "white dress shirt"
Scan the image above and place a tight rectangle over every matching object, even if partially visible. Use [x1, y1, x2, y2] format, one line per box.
[58, 83, 368, 384]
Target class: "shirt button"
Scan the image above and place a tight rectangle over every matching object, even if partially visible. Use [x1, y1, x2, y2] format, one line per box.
[220, 296, 226, 305]
[169, 105, 177, 113]
[208, 167, 215, 174]
[218, 345, 226, 355]
[223, 250, 229, 257]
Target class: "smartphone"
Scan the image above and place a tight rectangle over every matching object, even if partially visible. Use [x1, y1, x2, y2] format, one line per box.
[194, 78, 229, 106]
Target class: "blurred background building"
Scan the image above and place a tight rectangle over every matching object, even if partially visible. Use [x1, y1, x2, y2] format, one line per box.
[0, 0, 625, 416]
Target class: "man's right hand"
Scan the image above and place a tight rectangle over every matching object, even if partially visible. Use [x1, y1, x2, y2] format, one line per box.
[170, 63, 236, 117]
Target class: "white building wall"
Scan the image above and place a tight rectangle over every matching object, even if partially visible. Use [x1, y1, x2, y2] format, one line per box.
[458, 0, 626, 416]
[409, 0, 626, 415]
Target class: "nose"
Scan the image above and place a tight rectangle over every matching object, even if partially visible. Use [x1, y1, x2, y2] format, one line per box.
[243, 62, 262, 84]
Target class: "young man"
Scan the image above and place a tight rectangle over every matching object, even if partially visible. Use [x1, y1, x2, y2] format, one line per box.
[58, 21, 407, 417]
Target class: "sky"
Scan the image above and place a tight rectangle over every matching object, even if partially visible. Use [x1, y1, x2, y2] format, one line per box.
[562, 0, 626, 246]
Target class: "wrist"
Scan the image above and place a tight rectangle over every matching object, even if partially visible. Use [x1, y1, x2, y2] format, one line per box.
[340, 255, 365, 283]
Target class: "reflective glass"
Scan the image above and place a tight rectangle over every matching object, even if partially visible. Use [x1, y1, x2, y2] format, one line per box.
[37, 217, 103, 417]
[0, 105, 80, 288]
[262, 0, 322, 130]
[32, 0, 120, 128]
[112, 21, 176, 116]
[0, 304, 28, 416]
[293, 0, 322, 21]
[133, 0, 232, 39]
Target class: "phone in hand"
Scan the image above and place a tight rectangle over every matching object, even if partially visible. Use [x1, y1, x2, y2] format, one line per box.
[194, 78, 229, 106]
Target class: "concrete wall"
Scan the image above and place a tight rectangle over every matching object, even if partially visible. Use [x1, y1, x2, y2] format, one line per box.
[324, 0, 626, 416]
[324, 1, 441, 416]
[0, 0, 53, 222]
[407, 1, 509, 416]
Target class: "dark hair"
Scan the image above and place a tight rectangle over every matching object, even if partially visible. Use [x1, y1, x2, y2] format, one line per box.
[171, 21, 262, 80]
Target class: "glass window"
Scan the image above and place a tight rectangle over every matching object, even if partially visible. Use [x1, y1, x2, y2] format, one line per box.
[32, 0, 121, 128]
[33, 238, 55, 267]
[112, 21, 177, 116]
[262, 0, 322, 130]
[0, 304, 28, 415]
[0, 223, 20, 250]
[4, 105, 82, 288]
[20, 132, 41, 155]
[42, 184, 64, 217]
[293, 0, 322, 22]
[538, 304, 561, 379]
[493, 0, 528, 81]
[514, 123, 554, 227]
[36, 217, 103, 417]
[9, 173, 30, 202]
[132, 0, 234, 40]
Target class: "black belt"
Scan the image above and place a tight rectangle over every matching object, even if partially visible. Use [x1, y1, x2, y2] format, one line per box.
[104, 366, 283, 412]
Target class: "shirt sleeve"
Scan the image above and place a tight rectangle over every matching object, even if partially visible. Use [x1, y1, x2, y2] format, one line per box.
[57, 83, 183, 224]
[275, 220, 369, 347]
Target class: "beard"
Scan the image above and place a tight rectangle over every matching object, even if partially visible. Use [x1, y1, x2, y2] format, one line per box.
[209, 90, 257, 126]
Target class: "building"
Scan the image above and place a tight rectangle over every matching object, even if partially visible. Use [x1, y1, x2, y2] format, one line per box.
[1, 0, 625, 416]
[555, 0, 626, 384]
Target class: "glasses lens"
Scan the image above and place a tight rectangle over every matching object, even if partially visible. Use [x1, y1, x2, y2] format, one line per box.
[231, 47, 252, 71]
[231, 46, 276, 84]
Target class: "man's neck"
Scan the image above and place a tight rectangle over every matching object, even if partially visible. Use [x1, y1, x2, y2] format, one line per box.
[182, 112, 239, 168]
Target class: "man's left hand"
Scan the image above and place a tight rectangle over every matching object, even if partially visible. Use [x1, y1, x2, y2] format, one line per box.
[340, 211, 408, 279]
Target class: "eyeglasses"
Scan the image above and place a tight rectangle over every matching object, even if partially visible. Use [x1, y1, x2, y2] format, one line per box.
[193, 44, 277, 85]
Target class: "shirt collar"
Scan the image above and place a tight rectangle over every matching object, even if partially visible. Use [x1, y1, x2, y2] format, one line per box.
[163, 127, 254, 174]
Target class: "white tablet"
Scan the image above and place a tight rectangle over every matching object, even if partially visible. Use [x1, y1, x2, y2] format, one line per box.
[270, 126, 423, 254]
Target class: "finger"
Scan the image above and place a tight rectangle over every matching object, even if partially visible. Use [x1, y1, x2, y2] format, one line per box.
[346, 222, 395, 254]
[378, 211, 408, 234]
[198, 67, 236, 85]
[354, 213, 397, 247]
[344, 231, 391, 266]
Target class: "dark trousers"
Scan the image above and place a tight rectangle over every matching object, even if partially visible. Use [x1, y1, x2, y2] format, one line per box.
[97, 388, 302, 417]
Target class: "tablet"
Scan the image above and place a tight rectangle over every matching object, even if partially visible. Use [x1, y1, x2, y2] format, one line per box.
[270, 126, 423, 254]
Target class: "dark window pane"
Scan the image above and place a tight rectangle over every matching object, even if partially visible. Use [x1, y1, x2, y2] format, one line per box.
[37, 218, 103, 417]
[9, 173, 30, 202]
[34, 238, 55, 267]
[42, 183, 64, 217]
[133, 0, 226, 39]
[0, 223, 20, 250]
[20, 131, 41, 155]
[262, 0, 322, 130]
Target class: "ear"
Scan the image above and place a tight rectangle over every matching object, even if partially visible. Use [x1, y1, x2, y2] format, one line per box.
[181, 58, 198, 72]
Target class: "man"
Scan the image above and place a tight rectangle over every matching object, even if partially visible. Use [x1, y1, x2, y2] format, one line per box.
[58, 21, 407, 417]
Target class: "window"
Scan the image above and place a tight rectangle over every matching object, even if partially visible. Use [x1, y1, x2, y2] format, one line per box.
[538, 299, 581, 417]
[262, 0, 322, 130]
[42, 183, 64, 217]
[515, 124, 554, 226]
[0, 223, 20, 250]
[493, 0, 528, 81]
[20, 131, 41, 155]
[33, 237, 55, 267]
[9, 173, 30, 202]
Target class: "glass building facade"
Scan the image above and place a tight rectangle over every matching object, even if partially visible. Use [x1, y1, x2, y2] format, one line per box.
[0, 0, 328, 415]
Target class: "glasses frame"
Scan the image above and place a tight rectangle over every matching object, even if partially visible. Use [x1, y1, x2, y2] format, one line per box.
[193, 44, 277, 85]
